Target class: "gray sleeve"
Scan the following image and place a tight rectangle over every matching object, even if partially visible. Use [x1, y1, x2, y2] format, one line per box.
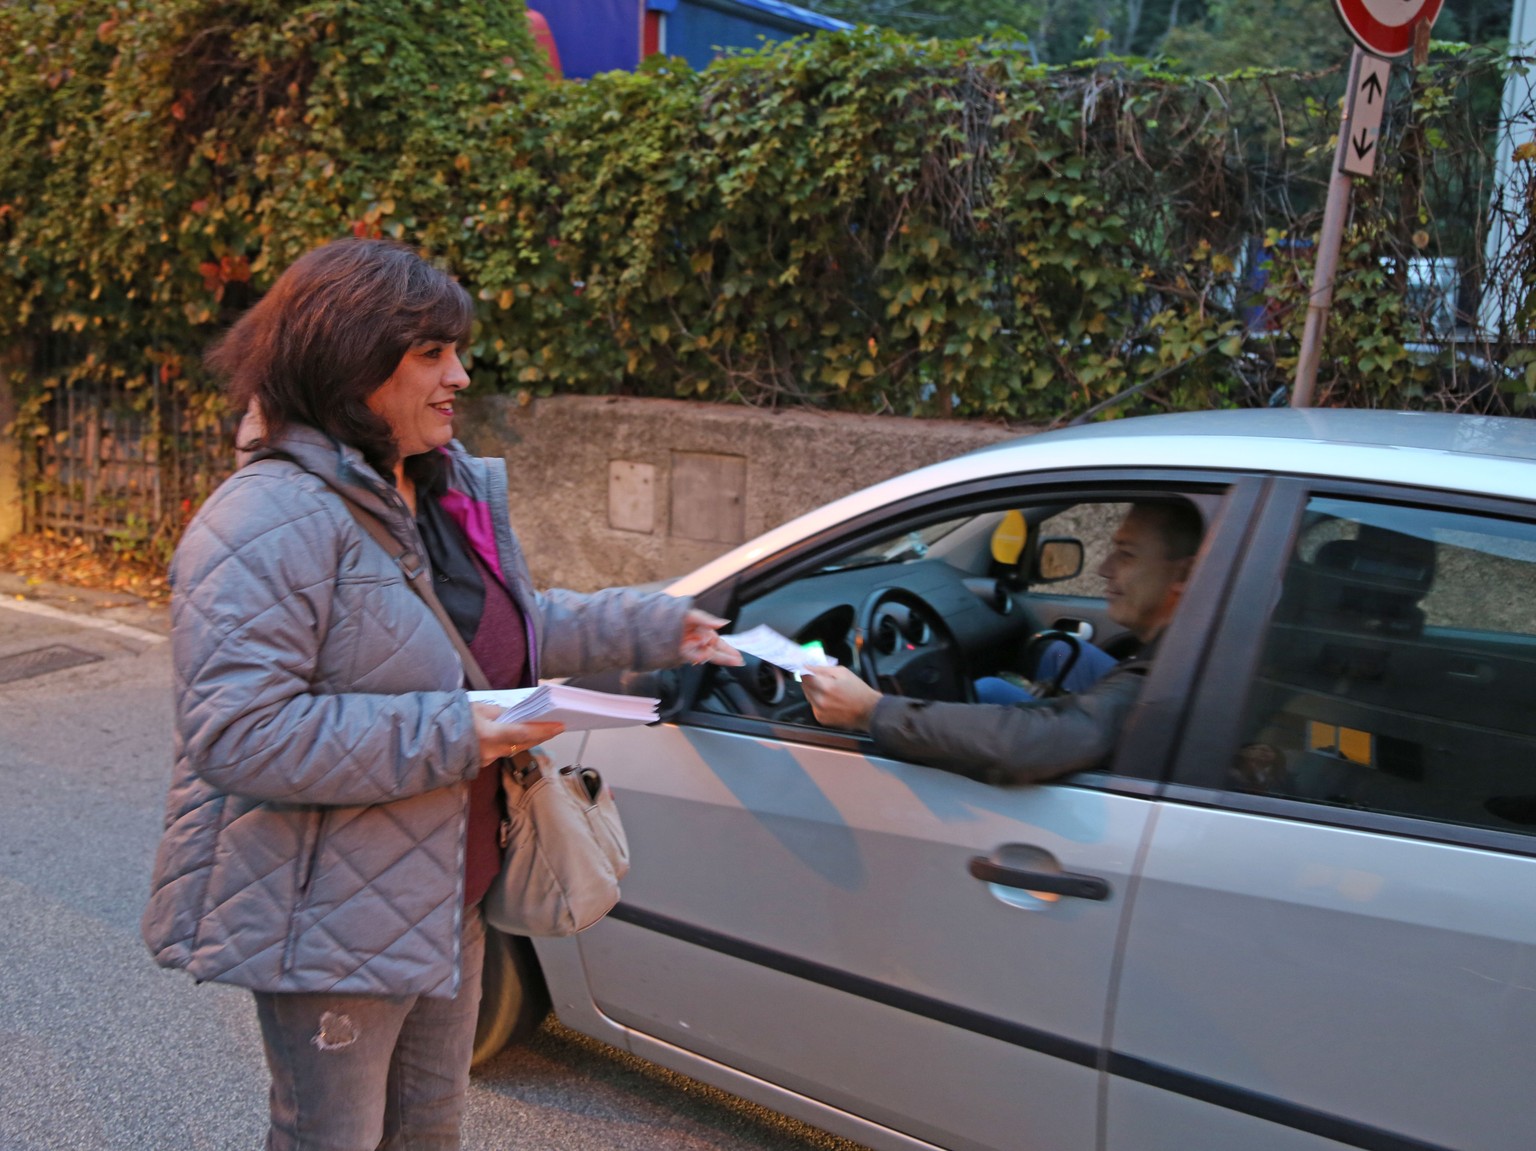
[866, 665, 1148, 785]
[532, 587, 694, 680]
[172, 476, 480, 806]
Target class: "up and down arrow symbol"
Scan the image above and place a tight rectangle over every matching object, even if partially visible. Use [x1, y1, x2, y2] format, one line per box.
[1341, 54, 1392, 177]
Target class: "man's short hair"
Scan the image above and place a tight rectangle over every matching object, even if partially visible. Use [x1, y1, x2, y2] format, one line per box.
[1129, 501, 1204, 561]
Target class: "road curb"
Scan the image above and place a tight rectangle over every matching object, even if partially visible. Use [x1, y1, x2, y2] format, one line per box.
[0, 594, 168, 645]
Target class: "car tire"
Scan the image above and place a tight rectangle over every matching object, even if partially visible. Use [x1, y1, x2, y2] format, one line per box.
[472, 928, 551, 1067]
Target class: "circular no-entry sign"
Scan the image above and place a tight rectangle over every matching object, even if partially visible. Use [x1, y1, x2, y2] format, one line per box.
[1333, 0, 1445, 58]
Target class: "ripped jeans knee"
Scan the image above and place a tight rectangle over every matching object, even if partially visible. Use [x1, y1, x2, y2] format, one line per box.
[311, 1010, 361, 1052]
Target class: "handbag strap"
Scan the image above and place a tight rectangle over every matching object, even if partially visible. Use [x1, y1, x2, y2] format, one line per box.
[340, 495, 493, 693]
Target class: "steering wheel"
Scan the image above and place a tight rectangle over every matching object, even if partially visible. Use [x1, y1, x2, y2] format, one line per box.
[1022, 629, 1082, 698]
[856, 587, 973, 703]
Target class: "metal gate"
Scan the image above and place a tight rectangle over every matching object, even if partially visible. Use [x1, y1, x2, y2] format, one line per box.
[23, 376, 234, 548]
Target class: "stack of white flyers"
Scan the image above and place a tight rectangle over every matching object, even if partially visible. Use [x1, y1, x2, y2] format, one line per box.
[467, 684, 660, 731]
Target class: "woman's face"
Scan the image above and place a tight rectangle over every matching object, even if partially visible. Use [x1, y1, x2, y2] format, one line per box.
[366, 340, 470, 459]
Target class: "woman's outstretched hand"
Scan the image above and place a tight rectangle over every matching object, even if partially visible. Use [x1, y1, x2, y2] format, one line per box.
[679, 609, 744, 666]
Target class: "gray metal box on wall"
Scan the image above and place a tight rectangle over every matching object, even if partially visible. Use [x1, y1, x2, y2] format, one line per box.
[670, 452, 745, 545]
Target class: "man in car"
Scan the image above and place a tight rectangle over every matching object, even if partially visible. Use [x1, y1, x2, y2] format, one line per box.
[800, 500, 1203, 785]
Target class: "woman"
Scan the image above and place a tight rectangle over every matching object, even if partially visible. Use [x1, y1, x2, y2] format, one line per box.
[142, 237, 738, 1150]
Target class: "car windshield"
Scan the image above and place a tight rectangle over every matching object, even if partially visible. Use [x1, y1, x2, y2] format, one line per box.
[814, 516, 972, 573]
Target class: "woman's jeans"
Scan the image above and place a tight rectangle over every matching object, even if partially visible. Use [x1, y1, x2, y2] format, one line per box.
[252, 908, 486, 1151]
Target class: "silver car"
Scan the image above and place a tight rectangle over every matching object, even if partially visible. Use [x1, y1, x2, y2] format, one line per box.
[475, 408, 1536, 1151]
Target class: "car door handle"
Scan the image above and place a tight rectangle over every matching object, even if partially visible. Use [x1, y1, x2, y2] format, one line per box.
[1445, 659, 1494, 683]
[968, 856, 1111, 901]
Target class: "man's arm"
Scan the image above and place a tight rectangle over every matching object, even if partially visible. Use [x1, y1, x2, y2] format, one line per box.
[866, 664, 1149, 785]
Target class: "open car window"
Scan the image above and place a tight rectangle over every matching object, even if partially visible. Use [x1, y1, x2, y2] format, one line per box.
[694, 490, 1210, 740]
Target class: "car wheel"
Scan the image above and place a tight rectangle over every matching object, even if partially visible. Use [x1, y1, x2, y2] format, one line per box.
[472, 928, 551, 1067]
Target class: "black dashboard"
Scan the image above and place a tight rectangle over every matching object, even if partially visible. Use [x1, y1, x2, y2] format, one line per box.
[699, 557, 1035, 724]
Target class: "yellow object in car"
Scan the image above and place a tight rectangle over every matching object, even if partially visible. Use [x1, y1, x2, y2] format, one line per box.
[990, 509, 1027, 566]
[1309, 721, 1374, 766]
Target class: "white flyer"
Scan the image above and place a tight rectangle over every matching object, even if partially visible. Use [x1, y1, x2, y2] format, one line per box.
[724, 625, 839, 676]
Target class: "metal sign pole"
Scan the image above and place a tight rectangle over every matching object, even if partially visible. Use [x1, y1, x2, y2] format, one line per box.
[1292, 46, 1366, 408]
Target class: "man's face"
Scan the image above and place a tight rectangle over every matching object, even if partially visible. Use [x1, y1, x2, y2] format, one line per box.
[1096, 507, 1193, 642]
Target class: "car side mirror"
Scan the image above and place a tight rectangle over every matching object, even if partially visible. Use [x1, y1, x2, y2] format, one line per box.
[1033, 538, 1084, 583]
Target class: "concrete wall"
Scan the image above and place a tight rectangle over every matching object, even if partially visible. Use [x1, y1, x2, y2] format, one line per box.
[454, 394, 1029, 592]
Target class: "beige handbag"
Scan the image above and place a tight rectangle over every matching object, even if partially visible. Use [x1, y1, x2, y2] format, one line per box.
[484, 754, 630, 936]
[344, 498, 630, 937]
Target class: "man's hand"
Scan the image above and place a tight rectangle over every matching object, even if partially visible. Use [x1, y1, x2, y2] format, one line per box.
[801, 665, 881, 732]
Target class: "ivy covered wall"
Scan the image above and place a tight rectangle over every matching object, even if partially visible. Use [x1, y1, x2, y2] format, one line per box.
[2, 2, 1532, 498]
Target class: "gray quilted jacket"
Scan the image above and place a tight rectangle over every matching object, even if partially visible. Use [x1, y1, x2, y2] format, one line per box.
[142, 426, 691, 999]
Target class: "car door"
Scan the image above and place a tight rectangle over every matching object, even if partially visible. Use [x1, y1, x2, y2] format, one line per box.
[1106, 481, 1536, 1151]
[558, 474, 1253, 1151]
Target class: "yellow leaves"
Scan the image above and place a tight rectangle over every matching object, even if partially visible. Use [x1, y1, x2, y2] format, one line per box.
[1515, 141, 1536, 163]
[0, 533, 170, 605]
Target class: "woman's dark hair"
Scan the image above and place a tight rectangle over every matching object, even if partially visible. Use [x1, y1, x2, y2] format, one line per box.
[207, 238, 473, 477]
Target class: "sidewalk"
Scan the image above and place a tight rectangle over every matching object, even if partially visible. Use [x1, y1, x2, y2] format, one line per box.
[0, 571, 170, 642]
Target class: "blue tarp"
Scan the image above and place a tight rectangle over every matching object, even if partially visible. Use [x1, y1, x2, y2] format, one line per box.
[530, 0, 640, 79]
[670, 0, 851, 34]
[663, 0, 851, 70]
[531, 0, 850, 80]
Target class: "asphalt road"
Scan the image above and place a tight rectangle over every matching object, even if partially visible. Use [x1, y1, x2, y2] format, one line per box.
[0, 578, 866, 1151]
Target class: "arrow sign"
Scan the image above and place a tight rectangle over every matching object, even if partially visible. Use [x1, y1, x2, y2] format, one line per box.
[1341, 53, 1391, 178]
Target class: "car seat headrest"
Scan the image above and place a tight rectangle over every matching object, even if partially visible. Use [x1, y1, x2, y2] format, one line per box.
[1292, 524, 1436, 637]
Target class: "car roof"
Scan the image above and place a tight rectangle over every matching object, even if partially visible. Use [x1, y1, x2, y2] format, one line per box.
[978, 408, 1536, 465]
[669, 410, 1536, 595]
